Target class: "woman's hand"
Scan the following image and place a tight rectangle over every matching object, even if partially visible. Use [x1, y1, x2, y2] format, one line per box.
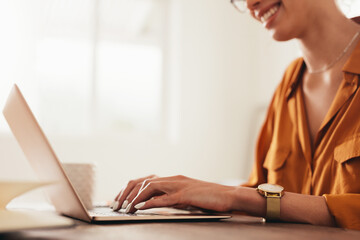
[112, 174, 158, 211]
[113, 175, 237, 214]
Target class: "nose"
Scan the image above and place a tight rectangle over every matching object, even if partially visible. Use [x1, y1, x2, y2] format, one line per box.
[246, 0, 261, 10]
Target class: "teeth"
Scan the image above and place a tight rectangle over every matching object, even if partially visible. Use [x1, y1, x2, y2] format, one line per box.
[260, 5, 279, 23]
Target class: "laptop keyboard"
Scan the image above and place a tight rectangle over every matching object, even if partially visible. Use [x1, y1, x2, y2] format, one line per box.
[89, 206, 156, 217]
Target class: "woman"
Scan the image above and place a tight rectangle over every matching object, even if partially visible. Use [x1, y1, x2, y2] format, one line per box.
[111, 0, 360, 230]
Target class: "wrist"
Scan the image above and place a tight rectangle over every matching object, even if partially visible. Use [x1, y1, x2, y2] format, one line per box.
[230, 186, 266, 216]
[229, 186, 246, 211]
[227, 186, 243, 211]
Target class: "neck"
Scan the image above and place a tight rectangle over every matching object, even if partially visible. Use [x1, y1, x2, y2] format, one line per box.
[297, 4, 360, 73]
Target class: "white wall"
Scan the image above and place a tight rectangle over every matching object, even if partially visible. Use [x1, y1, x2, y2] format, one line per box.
[0, 0, 299, 204]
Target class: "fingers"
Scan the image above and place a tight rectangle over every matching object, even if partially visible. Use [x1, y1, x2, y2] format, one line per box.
[125, 181, 177, 213]
[112, 175, 157, 211]
[112, 175, 185, 212]
[114, 183, 142, 211]
[131, 194, 179, 211]
[113, 180, 137, 210]
[123, 183, 143, 207]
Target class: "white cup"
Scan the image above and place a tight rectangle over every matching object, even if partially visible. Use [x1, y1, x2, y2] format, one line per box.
[62, 163, 95, 210]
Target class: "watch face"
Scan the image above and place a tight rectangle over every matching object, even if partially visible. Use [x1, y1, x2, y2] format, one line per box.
[258, 183, 284, 193]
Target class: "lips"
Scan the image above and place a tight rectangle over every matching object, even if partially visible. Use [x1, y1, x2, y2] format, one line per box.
[255, 2, 281, 27]
[260, 4, 280, 23]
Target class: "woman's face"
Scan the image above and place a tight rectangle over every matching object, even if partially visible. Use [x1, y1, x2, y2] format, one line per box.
[246, 0, 318, 41]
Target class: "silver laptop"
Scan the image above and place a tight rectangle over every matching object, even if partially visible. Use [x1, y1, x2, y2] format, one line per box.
[2, 84, 231, 223]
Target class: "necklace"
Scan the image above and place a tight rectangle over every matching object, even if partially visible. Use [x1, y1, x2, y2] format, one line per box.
[308, 30, 360, 74]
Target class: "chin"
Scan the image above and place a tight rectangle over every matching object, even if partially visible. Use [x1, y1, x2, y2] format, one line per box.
[269, 28, 296, 42]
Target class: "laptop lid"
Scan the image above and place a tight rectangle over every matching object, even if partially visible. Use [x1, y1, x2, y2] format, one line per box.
[2, 84, 91, 222]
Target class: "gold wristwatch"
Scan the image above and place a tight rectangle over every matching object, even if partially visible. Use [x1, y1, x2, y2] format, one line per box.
[257, 183, 284, 221]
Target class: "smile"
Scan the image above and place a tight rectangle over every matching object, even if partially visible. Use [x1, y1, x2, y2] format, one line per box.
[260, 4, 280, 23]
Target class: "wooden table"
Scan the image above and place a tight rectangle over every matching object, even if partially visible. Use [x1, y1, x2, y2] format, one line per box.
[1, 214, 360, 240]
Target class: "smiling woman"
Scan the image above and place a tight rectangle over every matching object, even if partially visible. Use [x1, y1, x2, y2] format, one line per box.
[111, 0, 360, 230]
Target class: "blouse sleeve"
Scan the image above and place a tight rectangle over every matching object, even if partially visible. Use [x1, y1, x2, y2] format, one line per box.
[323, 194, 360, 230]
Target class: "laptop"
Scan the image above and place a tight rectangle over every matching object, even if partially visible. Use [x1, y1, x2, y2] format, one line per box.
[2, 84, 231, 223]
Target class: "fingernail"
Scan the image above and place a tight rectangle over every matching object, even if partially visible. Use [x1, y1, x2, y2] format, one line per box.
[113, 201, 120, 211]
[110, 201, 115, 209]
[125, 203, 132, 213]
[122, 200, 129, 209]
[134, 202, 145, 210]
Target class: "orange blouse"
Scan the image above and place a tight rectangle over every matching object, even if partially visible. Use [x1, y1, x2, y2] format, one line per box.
[245, 40, 360, 230]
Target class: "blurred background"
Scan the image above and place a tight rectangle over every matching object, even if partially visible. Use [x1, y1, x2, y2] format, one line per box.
[0, 0, 358, 205]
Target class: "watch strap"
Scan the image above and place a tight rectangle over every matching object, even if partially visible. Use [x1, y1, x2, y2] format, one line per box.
[266, 196, 281, 220]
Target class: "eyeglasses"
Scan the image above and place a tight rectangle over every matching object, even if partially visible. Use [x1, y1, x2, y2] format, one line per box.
[230, 0, 247, 13]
